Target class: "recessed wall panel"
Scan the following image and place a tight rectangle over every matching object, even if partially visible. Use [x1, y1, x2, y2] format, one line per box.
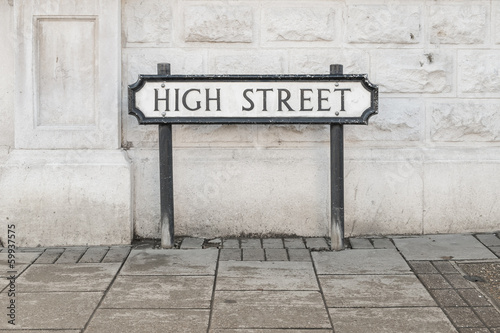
[36, 17, 96, 127]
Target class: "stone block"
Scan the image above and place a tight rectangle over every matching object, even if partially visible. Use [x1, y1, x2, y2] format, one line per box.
[0, 150, 132, 247]
[123, 0, 172, 44]
[494, 2, 500, 44]
[172, 148, 330, 238]
[212, 50, 287, 74]
[347, 5, 421, 44]
[0, 1, 14, 148]
[430, 101, 500, 142]
[423, 162, 500, 234]
[264, 7, 335, 42]
[430, 5, 487, 44]
[372, 50, 453, 93]
[184, 6, 253, 43]
[289, 49, 369, 75]
[344, 152, 424, 236]
[174, 124, 257, 147]
[458, 51, 500, 94]
[345, 98, 422, 142]
[123, 50, 204, 148]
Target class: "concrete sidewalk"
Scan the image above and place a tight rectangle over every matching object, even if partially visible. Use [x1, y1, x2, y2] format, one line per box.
[1, 234, 499, 332]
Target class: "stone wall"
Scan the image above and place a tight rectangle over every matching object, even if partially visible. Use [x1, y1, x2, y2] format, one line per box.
[1, 0, 499, 246]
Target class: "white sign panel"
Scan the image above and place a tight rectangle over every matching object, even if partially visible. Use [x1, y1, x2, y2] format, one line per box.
[129, 75, 378, 124]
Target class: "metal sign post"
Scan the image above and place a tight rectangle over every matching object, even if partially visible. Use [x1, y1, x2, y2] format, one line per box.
[129, 64, 378, 249]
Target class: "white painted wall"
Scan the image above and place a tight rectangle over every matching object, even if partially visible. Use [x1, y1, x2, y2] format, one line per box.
[1, 0, 499, 246]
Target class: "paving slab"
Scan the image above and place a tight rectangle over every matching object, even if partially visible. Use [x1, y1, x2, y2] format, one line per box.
[241, 239, 262, 249]
[101, 275, 214, 308]
[181, 237, 205, 249]
[408, 261, 440, 274]
[216, 261, 318, 291]
[55, 248, 87, 264]
[349, 238, 373, 249]
[85, 308, 209, 333]
[223, 239, 240, 249]
[393, 235, 497, 261]
[475, 234, 500, 247]
[288, 249, 311, 262]
[0, 330, 81, 333]
[0, 264, 29, 279]
[417, 274, 452, 289]
[312, 249, 411, 275]
[372, 238, 395, 249]
[211, 290, 331, 329]
[78, 247, 109, 263]
[120, 249, 218, 275]
[101, 246, 131, 263]
[33, 249, 63, 264]
[431, 289, 468, 307]
[305, 238, 329, 250]
[210, 328, 333, 333]
[443, 307, 484, 328]
[319, 275, 436, 307]
[220, 249, 242, 261]
[14, 263, 121, 292]
[0, 292, 102, 329]
[264, 249, 288, 261]
[284, 238, 306, 249]
[0, 252, 42, 264]
[242, 249, 265, 261]
[475, 307, 500, 327]
[262, 239, 284, 249]
[329, 307, 456, 333]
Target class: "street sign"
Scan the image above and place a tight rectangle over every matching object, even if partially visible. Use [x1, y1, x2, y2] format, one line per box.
[129, 75, 378, 125]
[128, 64, 378, 250]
